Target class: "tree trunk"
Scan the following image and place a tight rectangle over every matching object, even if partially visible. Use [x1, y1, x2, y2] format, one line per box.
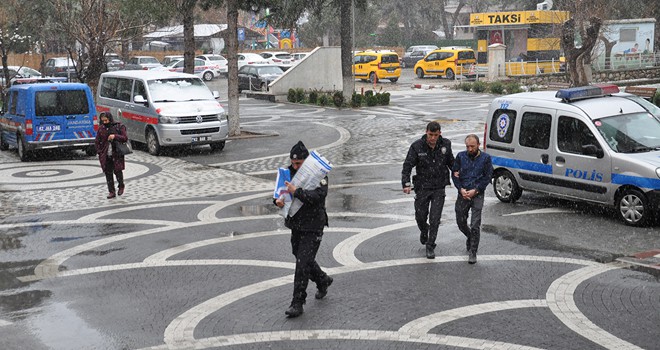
[182, 0, 196, 74]
[340, 0, 354, 103]
[226, 0, 240, 136]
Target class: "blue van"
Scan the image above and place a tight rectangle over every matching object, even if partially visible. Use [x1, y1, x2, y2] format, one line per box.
[0, 82, 97, 161]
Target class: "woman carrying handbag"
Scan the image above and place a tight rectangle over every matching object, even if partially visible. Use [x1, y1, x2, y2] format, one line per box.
[95, 111, 128, 199]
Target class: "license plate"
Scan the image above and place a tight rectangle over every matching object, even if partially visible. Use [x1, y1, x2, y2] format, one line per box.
[37, 125, 61, 132]
[386, 68, 395, 72]
[192, 136, 211, 142]
[283, 60, 290, 64]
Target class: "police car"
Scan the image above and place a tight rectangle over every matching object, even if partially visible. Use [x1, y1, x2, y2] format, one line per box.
[484, 84, 660, 226]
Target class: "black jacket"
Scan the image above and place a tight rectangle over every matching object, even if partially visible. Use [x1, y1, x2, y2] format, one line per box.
[280, 165, 329, 232]
[402, 134, 454, 191]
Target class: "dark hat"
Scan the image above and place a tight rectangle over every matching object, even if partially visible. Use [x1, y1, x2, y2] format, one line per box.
[290, 141, 309, 160]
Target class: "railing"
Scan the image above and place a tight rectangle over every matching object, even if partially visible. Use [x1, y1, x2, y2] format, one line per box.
[592, 52, 660, 71]
[505, 59, 564, 76]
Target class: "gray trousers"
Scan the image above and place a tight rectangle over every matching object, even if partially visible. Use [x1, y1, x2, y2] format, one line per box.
[455, 192, 484, 253]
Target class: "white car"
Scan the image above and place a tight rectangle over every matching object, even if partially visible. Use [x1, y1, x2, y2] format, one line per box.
[260, 51, 294, 71]
[0, 66, 42, 85]
[159, 58, 219, 81]
[196, 54, 228, 76]
[238, 53, 268, 70]
[291, 52, 310, 64]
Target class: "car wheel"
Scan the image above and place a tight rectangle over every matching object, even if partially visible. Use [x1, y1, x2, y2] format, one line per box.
[17, 135, 30, 161]
[0, 130, 9, 151]
[493, 170, 522, 203]
[369, 72, 377, 84]
[389, 78, 398, 83]
[146, 129, 161, 156]
[209, 141, 225, 152]
[445, 68, 455, 80]
[203, 71, 214, 81]
[416, 68, 424, 78]
[85, 146, 96, 156]
[616, 188, 650, 226]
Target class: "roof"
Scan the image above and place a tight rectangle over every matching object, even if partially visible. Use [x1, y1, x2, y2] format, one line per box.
[144, 24, 228, 38]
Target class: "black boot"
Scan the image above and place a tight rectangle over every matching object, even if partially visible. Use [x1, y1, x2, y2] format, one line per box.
[426, 246, 435, 259]
[285, 302, 304, 318]
[468, 251, 477, 264]
[315, 276, 333, 299]
[420, 230, 428, 245]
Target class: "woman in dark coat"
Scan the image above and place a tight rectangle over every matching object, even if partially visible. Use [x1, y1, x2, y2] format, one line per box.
[95, 111, 128, 199]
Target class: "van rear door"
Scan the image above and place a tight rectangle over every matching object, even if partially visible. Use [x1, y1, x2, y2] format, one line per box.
[33, 87, 95, 142]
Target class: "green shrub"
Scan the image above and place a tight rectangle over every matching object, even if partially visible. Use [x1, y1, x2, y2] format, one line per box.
[295, 88, 305, 103]
[458, 82, 472, 91]
[378, 92, 391, 105]
[287, 88, 296, 103]
[472, 81, 487, 93]
[318, 93, 329, 106]
[653, 92, 660, 107]
[489, 81, 504, 94]
[308, 90, 319, 104]
[505, 82, 523, 94]
[366, 95, 378, 106]
[351, 92, 363, 107]
[364, 90, 374, 98]
[333, 91, 344, 107]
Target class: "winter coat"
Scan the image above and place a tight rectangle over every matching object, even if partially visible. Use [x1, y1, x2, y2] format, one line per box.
[401, 134, 455, 191]
[95, 122, 128, 172]
[284, 165, 329, 232]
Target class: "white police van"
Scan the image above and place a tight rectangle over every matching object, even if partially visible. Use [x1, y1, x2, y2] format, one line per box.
[485, 84, 660, 226]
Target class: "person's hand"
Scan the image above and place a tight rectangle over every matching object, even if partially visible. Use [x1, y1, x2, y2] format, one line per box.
[108, 134, 115, 141]
[285, 181, 297, 193]
[460, 188, 469, 199]
[403, 187, 411, 194]
[453, 171, 459, 178]
[275, 198, 284, 208]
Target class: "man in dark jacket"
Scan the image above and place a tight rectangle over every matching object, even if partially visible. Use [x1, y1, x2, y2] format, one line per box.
[275, 141, 333, 318]
[451, 134, 493, 264]
[402, 121, 455, 259]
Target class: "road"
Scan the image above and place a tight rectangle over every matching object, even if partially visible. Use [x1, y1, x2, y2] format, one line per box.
[0, 82, 658, 349]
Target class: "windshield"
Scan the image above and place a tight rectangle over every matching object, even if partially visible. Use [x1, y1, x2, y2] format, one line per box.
[257, 66, 283, 75]
[594, 112, 660, 153]
[623, 95, 660, 120]
[148, 78, 214, 102]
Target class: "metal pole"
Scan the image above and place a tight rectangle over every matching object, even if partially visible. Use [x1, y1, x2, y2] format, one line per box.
[352, 0, 355, 95]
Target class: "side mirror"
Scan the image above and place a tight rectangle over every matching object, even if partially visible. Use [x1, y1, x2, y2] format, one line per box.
[582, 144, 604, 158]
[212, 91, 220, 99]
[133, 95, 147, 105]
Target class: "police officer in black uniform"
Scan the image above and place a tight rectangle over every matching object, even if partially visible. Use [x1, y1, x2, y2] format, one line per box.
[402, 121, 454, 259]
[275, 141, 333, 318]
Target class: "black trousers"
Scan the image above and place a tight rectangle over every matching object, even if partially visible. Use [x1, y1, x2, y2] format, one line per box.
[455, 193, 484, 253]
[291, 229, 328, 303]
[414, 188, 446, 248]
[104, 156, 124, 193]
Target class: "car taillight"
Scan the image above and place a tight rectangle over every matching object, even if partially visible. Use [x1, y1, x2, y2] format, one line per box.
[93, 114, 99, 132]
[273, 58, 282, 63]
[55, 67, 64, 72]
[378, 62, 382, 69]
[25, 119, 33, 135]
[142, 67, 148, 70]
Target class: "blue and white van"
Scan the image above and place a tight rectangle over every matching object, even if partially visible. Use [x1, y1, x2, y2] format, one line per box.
[484, 85, 660, 226]
[0, 82, 97, 161]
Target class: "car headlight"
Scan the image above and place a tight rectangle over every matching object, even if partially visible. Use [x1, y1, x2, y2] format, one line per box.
[216, 113, 227, 121]
[159, 115, 179, 124]
[656, 168, 660, 179]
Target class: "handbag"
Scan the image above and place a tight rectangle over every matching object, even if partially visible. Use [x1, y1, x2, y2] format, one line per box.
[115, 141, 133, 155]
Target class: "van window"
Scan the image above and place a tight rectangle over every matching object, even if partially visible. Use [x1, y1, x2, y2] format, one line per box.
[100, 77, 119, 100]
[457, 51, 475, 60]
[381, 55, 398, 64]
[557, 116, 601, 155]
[148, 78, 214, 102]
[116, 78, 133, 102]
[519, 112, 551, 149]
[9, 91, 17, 114]
[133, 80, 146, 101]
[594, 113, 660, 153]
[35, 90, 89, 116]
[489, 109, 517, 143]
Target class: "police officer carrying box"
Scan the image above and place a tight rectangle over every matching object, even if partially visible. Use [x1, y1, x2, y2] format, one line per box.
[402, 121, 455, 259]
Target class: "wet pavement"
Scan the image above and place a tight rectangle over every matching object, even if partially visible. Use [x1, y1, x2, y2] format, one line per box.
[0, 88, 658, 349]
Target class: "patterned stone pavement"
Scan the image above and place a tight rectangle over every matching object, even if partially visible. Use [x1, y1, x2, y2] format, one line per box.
[0, 90, 657, 350]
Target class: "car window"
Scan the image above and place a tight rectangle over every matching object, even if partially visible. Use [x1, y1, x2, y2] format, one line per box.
[275, 54, 291, 59]
[116, 78, 133, 102]
[133, 80, 146, 101]
[141, 57, 159, 64]
[100, 77, 120, 100]
[458, 51, 475, 60]
[353, 56, 362, 64]
[9, 91, 18, 114]
[148, 78, 213, 102]
[257, 66, 283, 75]
[489, 109, 517, 144]
[238, 66, 248, 74]
[35, 90, 89, 116]
[519, 112, 551, 149]
[426, 53, 437, 61]
[558, 116, 601, 155]
[381, 55, 398, 63]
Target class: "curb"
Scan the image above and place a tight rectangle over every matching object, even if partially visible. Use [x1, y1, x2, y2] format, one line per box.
[616, 249, 660, 277]
[411, 84, 436, 90]
[228, 130, 279, 140]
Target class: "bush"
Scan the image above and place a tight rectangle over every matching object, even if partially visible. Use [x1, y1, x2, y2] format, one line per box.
[472, 81, 487, 93]
[378, 92, 391, 105]
[364, 90, 374, 98]
[653, 92, 660, 107]
[333, 91, 344, 107]
[318, 93, 329, 106]
[308, 90, 319, 104]
[351, 92, 363, 107]
[295, 88, 305, 103]
[458, 82, 472, 91]
[489, 81, 504, 94]
[505, 82, 523, 94]
[287, 88, 296, 103]
[366, 95, 378, 106]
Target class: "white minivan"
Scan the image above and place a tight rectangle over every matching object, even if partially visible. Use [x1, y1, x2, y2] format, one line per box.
[485, 84, 660, 226]
[96, 70, 227, 155]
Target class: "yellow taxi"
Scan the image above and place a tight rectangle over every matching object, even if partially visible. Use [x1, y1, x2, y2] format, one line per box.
[353, 50, 401, 83]
[413, 48, 476, 80]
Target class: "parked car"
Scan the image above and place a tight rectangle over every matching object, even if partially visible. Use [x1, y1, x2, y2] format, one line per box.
[414, 48, 476, 80]
[0, 66, 42, 86]
[401, 48, 434, 68]
[160, 58, 219, 81]
[104, 53, 125, 71]
[162, 55, 184, 67]
[259, 51, 294, 70]
[291, 52, 309, 64]
[237, 64, 284, 92]
[124, 56, 163, 70]
[238, 53, 268, 69]
[353, 50, 401, 83]
[403, 45, 438, 67]
[196, 54, 228, 76]
[43, 57, 77, 80]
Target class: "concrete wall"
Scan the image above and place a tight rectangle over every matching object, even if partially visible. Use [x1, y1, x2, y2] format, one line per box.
[269, 46, 342, 97]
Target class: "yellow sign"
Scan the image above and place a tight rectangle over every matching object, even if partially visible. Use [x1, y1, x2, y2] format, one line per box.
[470, 10, 569, 26]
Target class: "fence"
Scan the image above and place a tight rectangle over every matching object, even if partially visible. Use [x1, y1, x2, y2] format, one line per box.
[592, 52, 660, 71]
